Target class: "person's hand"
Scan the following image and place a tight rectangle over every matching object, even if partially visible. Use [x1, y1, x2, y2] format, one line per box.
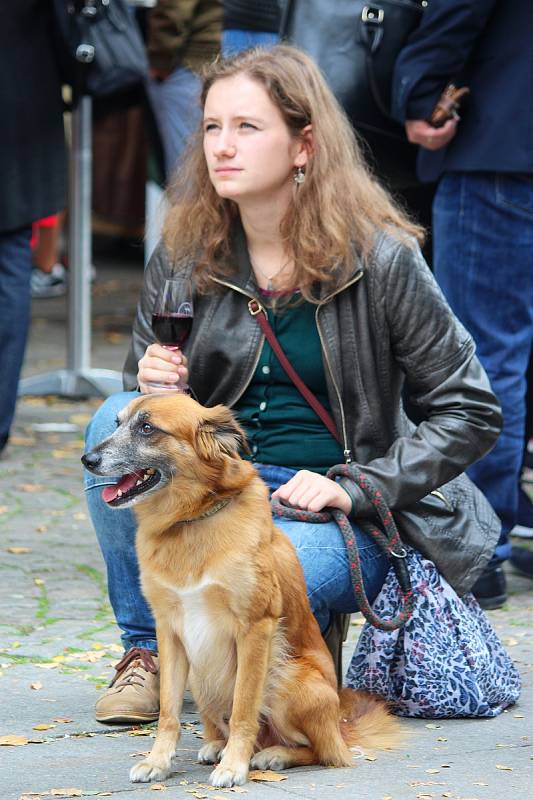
[405, 118, 458, 150]
[271, 470, 352, 514]
[137, 343, 188, 394]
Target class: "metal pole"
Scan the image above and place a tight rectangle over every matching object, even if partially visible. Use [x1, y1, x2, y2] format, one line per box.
[18, 94, 123, 399]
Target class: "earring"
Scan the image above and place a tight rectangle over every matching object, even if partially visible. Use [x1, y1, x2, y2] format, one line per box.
[293, 166, 306, 185]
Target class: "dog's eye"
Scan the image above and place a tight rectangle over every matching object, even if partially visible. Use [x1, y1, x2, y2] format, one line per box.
[140, 422, 154, 435]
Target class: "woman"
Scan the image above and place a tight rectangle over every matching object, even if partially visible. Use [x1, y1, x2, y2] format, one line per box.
[84, 46, 501, 724]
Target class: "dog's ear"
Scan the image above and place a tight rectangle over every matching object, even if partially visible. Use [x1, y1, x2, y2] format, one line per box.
[196, 406, 249, 460]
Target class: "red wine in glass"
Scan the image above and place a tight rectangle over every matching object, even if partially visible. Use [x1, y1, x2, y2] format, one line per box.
[151, 312, 192, 347]
[148, 279, 193, 391]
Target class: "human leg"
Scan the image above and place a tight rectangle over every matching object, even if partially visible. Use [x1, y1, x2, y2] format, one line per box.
[84, 391, 159, 722]
[0, 226, 32, 453]
[84, 391, 157, 652]
[434, 173, 533, 563]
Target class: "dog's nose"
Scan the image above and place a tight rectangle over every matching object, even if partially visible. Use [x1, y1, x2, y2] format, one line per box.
[81, 451, 102, 472]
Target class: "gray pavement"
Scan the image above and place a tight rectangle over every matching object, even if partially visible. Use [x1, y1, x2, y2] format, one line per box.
[1, 250, 532, 800]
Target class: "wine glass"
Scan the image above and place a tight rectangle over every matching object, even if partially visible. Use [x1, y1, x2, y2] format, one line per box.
[148, 278, 193, 392]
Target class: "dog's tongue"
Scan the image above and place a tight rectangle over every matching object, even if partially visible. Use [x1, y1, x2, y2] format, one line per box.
[102, 472, 144, 503]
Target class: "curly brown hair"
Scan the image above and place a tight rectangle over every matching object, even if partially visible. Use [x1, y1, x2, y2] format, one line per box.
[162, 45, 423, 297]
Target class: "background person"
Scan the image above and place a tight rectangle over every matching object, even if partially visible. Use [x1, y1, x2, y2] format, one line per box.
[392, 0, 533, 606]
[0, 0, 66, 456]
[84, 46, 501, 724]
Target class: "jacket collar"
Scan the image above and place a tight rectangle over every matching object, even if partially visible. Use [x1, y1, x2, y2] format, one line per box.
[210, 219, 364, 300]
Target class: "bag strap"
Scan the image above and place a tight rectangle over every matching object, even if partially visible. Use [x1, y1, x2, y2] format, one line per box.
[248, 297, 414, 630]
[248, 299, 341, 443]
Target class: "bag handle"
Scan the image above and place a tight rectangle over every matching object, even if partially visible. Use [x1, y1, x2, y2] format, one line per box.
[248, 298, 414, 630]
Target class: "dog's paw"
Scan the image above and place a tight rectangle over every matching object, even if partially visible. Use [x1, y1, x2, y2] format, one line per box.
[198, 740, 226, 764]
[130, 759, 171, 783]
[209, 761, 248, 788]
[250, 747, 287, 771]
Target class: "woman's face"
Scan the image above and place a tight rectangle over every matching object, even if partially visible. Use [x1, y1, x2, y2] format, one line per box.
[203, 74, 307, 207]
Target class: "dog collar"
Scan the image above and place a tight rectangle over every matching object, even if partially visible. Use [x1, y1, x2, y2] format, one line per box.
[182, 497, 232, 523]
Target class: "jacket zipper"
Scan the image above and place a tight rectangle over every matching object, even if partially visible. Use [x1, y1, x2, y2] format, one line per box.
[430, 489, 453, 511]
[209, 276, 265, 405]
[315, 272, 364, 464]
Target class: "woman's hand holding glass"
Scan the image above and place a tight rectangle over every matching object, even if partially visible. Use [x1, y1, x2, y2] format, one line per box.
[137, 343, 189, 394]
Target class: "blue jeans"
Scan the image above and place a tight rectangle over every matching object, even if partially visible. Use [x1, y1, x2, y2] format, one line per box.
[0, 226, 32, 450]
[84, 392, 390, 651]
[222, 29, 278, 57]
[433, 173, 533, 561]
[146, 66, 202, 179]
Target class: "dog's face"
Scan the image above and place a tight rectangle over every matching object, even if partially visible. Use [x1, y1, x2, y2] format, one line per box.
[81, 394, 247, 510]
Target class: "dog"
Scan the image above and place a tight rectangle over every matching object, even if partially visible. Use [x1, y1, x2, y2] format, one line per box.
[82, 393, 401, 788]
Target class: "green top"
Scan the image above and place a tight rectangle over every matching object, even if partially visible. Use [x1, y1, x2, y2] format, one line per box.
[234, 297, 345, 474]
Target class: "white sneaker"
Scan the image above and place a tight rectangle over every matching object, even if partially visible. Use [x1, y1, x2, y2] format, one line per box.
[31, 263, 67, 298]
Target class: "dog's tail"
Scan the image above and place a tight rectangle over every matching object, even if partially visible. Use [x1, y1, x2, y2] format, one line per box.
[338, 687, 403, 752]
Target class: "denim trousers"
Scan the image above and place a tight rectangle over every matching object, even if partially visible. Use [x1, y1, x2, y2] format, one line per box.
[433, 173, 533, 560]
[84, 391, 390, 652]
[0, 226, 32, 450]
[222, 29, 279, 57]
[145, 66, 202, 179]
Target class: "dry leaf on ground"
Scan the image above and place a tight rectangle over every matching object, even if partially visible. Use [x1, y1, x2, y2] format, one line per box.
[50, 790, 83, 798]
[30, 682, 43, 691]
[33, 724, 56, 731]
[7, 547, 32, 554]
[248, 770, 287, 782]
[0, 735, 29, 746]
[495, 764, 513, 771]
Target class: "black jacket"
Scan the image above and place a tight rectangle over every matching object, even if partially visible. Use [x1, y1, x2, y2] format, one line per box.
[0, 0, 66, 232]
[123, 230, 502, 594]
[392, 0, 533, 182]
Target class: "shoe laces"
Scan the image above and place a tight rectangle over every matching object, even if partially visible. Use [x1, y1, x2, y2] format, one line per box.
[110, 647, 158, 690]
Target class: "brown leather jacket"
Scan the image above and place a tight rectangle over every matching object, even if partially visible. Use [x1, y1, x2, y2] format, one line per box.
[123, 229, 502, 593]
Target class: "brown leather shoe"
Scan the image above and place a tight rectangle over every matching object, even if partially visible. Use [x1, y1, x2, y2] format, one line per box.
[95, 647, 160, 724]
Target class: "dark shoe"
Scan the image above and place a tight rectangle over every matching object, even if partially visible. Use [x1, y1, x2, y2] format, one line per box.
[510, 488, 533, 539]
[509, 546, 533, 579]
[95, 647, 159, 724]
[471, 565, 507, 610]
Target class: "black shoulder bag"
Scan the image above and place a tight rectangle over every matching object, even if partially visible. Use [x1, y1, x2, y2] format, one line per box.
[279, 0, 426, 188]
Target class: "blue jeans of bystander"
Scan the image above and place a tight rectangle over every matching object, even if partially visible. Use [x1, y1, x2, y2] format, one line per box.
[84, 391, 390, 652]
[433, 173, 533, 561]
[0, 226, 33, 451]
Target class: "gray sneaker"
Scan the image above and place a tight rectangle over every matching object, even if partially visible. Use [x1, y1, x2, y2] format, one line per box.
[31, 263, 67, 298]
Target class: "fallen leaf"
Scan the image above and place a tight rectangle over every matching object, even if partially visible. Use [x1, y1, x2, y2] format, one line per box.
[73, 512, 87, 521]
[496, 764, 513, 771]
[150, 785, 167, 791]
[473, 782, 489, 786]
[0, 734, 29, 746]
[0, 506, 9, 514]
[365, 755, 378, 761]
[36, 525, 48, 533]
[513, 714, 524, 719]
[248, 770, 288, 782]
[425, 723, 441, 729]
[53, 718, 73, 724]
[416, 794, 433, 799]
[436, 737, 448, 742]
[16, 483, 45, 493]
[7, 547, 32, 554]
[425, 768, 440, 774]
[50, 790, 82, 797]
[34, 578, 45, 586]
[33, 724, 56, 731]
[30, 682, 43, 691]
